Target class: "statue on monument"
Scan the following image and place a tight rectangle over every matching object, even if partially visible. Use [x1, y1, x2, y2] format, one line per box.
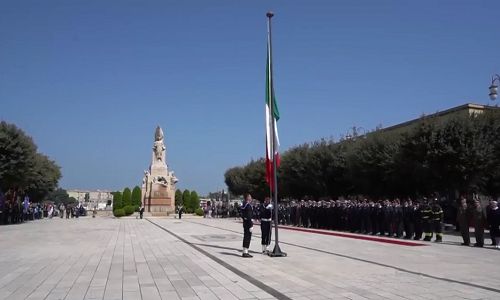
[152, 175, 169, 187]
[153, 126, 166, 163]
[142, 170, 150, 185]
[168, 171, 178, 185]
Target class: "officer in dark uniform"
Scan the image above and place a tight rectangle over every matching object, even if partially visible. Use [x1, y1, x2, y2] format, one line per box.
[241, 193, 254, 257]
[412, 200, 422, 240]
[402, 199, 413, 239]
[393, 200, 403, 238]
[260, 197, 273, 253]
[431, 200, 444, 242]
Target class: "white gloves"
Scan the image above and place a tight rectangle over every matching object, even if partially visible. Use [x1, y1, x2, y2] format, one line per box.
[266, 204, 273, 210]
[249, 227, 253, 233]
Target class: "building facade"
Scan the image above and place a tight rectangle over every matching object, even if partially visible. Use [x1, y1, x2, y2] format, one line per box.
[66, 189, 113, 210]
[375, 103, 497, 136]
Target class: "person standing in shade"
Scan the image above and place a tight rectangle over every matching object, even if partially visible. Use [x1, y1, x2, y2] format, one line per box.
[260, 197, 273, 253]
[486, 200, 500, 248]
[241, 193, 254, 258]
[486, 198, 496, 246]
[472, 199, 487, 247]
[456, 197, 470, 246]
[178, 205, 183, 220]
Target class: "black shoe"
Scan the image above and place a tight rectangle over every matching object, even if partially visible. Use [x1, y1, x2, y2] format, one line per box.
[242, 253, 253, 258]
[473, 243, 483, 248]
[461, 242, 470, 246]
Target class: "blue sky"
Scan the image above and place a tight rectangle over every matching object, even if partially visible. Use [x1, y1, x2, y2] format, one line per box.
[1, 1, 499, 195]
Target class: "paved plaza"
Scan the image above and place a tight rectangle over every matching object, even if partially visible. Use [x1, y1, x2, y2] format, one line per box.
[0, 217, 499, 300]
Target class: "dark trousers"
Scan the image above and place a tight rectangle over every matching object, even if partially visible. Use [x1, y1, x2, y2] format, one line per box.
[413, 220, 422, 239]
[460, 222, 470, 244]
[433, 220, 443, 240]
[261, 221, 271, 245]
[178, 212, 182, 219]
[403, 220, 413, 238]
[140, 212, 143, 219]
[422, 219, 432, 240]
[243, 225, 252, 248]
[395, 220, 403, 237]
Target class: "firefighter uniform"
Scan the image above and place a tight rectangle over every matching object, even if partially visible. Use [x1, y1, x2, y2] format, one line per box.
[431, 203, 444, 242]
[421, 201, 433, 241]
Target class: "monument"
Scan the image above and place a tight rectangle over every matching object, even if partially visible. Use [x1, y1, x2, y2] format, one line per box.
[141, 126, 178, 215]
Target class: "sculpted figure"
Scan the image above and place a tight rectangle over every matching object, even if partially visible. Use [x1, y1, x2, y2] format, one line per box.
[152, 175, 169, 187]
[153, 143, 165, 162]
[154, 126, 164, 142]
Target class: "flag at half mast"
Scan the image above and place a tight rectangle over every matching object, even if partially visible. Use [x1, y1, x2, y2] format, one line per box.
[265, 27, 280, 191]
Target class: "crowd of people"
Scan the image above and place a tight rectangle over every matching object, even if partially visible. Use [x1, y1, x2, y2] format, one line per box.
[1, 202, 56, 224]
[0, 201, 88, 225]
[245, 196, 500, 248]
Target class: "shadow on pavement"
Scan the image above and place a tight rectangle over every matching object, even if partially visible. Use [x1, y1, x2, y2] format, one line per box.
[219, 252, 241, 257]
[192, 243, 260, 254]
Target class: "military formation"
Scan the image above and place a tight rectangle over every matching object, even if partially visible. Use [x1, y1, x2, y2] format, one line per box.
[251, 198, 444, 242]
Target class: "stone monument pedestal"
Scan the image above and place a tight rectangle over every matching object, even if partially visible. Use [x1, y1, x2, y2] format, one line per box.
[140, 126, 178, 215]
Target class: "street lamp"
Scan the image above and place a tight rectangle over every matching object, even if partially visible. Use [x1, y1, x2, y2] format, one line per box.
[489, 74, 499, 101]
[346, 126, 366, 140]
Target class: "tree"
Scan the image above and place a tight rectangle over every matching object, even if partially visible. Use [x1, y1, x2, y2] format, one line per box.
[182, 189, 190, 208]
[224, 167, 247, 197]
[0, 121, 63, 206]
[479, 109, 500, 197]
[131, 186, 141, 206]
[24, 153, 62, 202]
[112, 191, 123, 210]
[122, 188, 132, 207]
[49, 188, 76, 206]
[224, 110, 500, 200]
[189, 191, 200, 210]
[0, 121, 38, 192]
[175, 189, 183, 206]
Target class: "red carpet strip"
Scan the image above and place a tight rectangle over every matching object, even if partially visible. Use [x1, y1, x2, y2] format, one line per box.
[237, 221, 427, 247]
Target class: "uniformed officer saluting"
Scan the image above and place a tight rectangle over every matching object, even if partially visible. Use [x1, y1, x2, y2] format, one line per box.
[241, 193, 254, 258]
[260, 197, 273, 253]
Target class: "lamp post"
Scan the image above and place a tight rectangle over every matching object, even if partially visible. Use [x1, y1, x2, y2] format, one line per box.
[346, 126, 366, 140]
[489, 74, 500, 101]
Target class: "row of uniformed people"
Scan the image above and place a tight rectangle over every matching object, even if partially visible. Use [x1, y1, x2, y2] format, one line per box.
[252, 198, 444, 242]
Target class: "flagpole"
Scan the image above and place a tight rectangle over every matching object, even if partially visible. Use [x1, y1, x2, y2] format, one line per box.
[267, 11, 286, 258]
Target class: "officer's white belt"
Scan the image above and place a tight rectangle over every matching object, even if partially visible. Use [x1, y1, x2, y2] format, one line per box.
[261, 218, 272, 222]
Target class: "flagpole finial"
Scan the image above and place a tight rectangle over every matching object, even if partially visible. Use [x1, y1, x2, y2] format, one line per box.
[266, 12, 274, 18]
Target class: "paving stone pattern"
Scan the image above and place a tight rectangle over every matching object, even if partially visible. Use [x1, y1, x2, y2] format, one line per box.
[0, 217, 497, 300]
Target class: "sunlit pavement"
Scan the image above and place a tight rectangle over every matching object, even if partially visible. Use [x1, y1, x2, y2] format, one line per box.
[0, 217, 498, 300]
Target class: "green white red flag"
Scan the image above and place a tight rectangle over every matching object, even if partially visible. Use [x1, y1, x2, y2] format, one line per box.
[265, 32, 280, 191]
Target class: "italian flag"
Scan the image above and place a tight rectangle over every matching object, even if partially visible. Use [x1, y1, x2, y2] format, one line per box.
[265, 37, 280, 191]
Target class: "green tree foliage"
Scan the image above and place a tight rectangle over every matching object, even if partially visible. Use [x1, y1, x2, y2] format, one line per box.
[224, 110, 500, 199]
[131, 186, 141, 206]
[122, 187, 132, 207]
[112, 191, 123, 210]
[0, 121, 62, 200]
[189, 190, 200, 210]
[175, 189, 183, 206]
[49, 188, 77, 206]
[182, 189, 190, 207]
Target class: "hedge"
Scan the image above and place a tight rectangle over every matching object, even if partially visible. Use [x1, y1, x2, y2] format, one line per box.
[124, 205, 134, 215]
[113, 209, 125, 218]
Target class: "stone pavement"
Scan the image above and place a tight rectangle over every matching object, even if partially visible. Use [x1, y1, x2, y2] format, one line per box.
[0, 218, 497, 300]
